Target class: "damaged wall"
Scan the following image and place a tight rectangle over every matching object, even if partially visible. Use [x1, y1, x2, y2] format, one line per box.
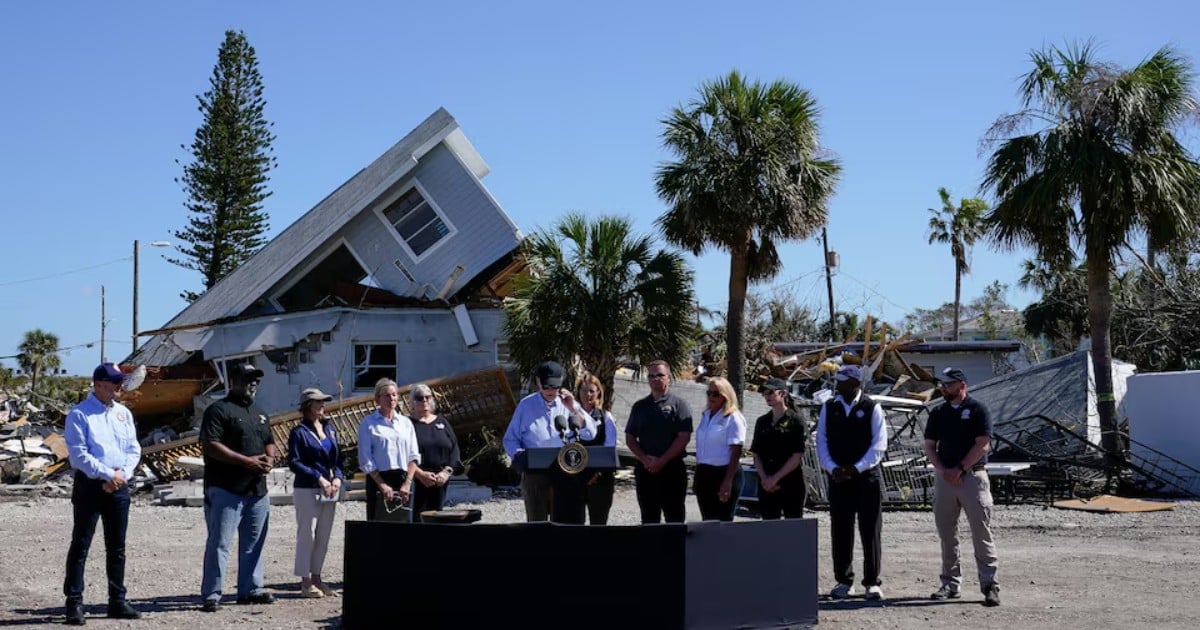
[194, 306, 507, 417]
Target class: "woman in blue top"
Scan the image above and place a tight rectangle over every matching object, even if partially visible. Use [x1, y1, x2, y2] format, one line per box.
[287, 388, 344, 599]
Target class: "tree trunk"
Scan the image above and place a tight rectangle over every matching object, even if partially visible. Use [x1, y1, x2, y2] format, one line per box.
[726, 237, 751, 408]
[953, 262, 962, 342]
[1086, 246, 1124, 460]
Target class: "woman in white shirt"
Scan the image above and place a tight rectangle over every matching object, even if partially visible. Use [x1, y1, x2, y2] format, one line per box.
[694, 377, 747, 521]
[357, 378, 421, 521]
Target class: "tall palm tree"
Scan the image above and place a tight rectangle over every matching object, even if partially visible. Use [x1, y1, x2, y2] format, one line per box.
[655, 70, 841, 402]
[18, 329, 61, 395]
[926, 187, 988, 341]
[982, 42, 1200, 458]
[502, 213, 695, 408]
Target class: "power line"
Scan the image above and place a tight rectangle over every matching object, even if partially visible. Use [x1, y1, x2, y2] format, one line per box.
[838, 270, 913, 314]
[0, 256, 133, 288]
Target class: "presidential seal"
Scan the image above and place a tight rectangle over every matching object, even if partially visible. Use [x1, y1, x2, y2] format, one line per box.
[557, 442, 588, 475]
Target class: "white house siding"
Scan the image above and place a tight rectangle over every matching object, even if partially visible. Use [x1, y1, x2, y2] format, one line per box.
[334, 143, 521, 299]
[201, 308, 505, 417]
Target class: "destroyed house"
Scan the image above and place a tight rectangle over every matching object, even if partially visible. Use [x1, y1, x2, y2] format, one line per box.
[127, 108, 525, 418]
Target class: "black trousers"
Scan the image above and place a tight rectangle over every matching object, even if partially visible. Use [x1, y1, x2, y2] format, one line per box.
[758, 471, 807, 520]
[365, 469, 409, 521]
[827, 469, 883, 587]
[584, 472, 615, 525]
[634, 459, 687, 524]
[693, 464, 744, 522]
[63, 471, 130, 605]
[549, 465, 588, 524]
[411, 481, 447, 522]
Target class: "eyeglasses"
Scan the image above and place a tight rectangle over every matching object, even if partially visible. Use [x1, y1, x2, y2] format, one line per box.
[706, 391, 723, 398]
[648, 373, 669, 379]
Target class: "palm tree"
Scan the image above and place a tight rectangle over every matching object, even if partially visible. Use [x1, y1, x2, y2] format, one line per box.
[501, 213, 695, 409]
[18, 329, 61, 395]
[927, 188, 987, 341]
[655, 70, 841, 402]
[982, 42, 1200, 458]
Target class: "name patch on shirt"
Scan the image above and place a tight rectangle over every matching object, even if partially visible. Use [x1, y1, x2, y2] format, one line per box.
[961, 409, 971, 419]
[117, 411, 129, 423]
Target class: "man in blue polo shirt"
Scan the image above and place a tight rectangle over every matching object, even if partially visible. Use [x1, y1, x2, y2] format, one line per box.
[924, 367, 1001, 607]
[62, 363, 143, 625]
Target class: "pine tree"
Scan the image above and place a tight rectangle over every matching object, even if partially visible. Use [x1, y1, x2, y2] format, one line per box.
[170, 29, 277, 302]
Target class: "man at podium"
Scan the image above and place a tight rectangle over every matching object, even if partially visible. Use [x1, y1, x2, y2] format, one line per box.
[502, 361, 597, 522]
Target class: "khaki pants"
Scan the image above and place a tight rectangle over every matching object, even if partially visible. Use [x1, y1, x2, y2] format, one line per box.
[934, 470, 999, 591]
[292, 488, 337, 577]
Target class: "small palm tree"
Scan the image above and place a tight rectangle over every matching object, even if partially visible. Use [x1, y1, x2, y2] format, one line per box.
[927, 188, 987, 341]
[655, 70, 841, 403]
[982, 42, 1200, 457]
[501, 213, 696, 408]
[18, 329, 61, 395]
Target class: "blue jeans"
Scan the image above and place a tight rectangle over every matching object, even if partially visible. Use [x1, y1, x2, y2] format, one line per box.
[201, 486, 270, 601]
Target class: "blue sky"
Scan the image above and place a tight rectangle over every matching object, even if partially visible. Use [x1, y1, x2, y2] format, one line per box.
[2, 0, 1197, 376]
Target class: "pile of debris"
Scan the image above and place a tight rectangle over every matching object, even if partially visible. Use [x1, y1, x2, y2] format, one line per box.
[0, 411, 72, 495]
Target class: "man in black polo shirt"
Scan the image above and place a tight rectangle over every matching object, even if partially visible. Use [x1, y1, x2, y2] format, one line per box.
[816, 364, 887, 601]
[625, 359, 693, 523]
[198, 363, 277, 612]
[924, 367, 1000, 607]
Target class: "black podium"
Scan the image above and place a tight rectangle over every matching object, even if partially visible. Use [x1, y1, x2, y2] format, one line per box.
[527, 444, 619, 524]
[343, 518, 818, 629]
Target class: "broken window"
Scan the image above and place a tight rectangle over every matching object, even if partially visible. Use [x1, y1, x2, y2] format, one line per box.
[383, 187, 454, 259]
[353, 343, 397, 390]
[275, 244, 370, 311]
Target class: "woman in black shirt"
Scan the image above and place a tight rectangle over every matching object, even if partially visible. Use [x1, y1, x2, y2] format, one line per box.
[751, 378, 808, 519]
[408, 384, 463, 520]
[578, 373, 619, 525]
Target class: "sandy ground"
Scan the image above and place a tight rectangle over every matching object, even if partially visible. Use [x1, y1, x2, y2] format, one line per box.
[0, 485, 1196, 629]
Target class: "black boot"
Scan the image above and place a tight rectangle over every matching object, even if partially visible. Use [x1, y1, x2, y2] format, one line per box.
[64, 601, 86, 626]
[107, 600, 141, 619]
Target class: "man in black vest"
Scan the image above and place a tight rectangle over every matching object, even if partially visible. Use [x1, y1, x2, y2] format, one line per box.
[816, 364, 887, 601]
[924, 367, 1000, 607]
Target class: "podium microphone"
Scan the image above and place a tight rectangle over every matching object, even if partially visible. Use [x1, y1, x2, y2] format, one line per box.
[553, 414, 570, 442]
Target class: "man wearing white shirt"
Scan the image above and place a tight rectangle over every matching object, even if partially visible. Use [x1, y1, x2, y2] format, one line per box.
[816, 364, 888, 601]
[502, 361, 596, 522]
[62, 363, 143, 625]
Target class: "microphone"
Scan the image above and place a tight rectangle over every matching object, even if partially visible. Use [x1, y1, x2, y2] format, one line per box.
[553, 414, 570, 442]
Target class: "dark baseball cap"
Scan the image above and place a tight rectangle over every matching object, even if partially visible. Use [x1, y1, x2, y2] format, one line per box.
[761, 377, 790, 392]
[834, 364, 863, 382]
[938, 367, 967, 383]
[535, 361, 565, 388]
[92, 362, 125, 384]
[229, 362, 265, 381]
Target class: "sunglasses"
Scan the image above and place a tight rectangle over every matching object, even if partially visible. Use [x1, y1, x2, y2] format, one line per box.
[412, 395, 432, 401]
[706, 390, 723, 398]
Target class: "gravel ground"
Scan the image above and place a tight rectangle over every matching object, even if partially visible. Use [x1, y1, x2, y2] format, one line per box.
[1, 485, 1197, 629]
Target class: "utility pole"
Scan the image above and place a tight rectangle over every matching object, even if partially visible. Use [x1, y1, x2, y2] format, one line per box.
[822, 227, 837, 340]
[100, 285, 107, 363]
[132, 239, 139, 354]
